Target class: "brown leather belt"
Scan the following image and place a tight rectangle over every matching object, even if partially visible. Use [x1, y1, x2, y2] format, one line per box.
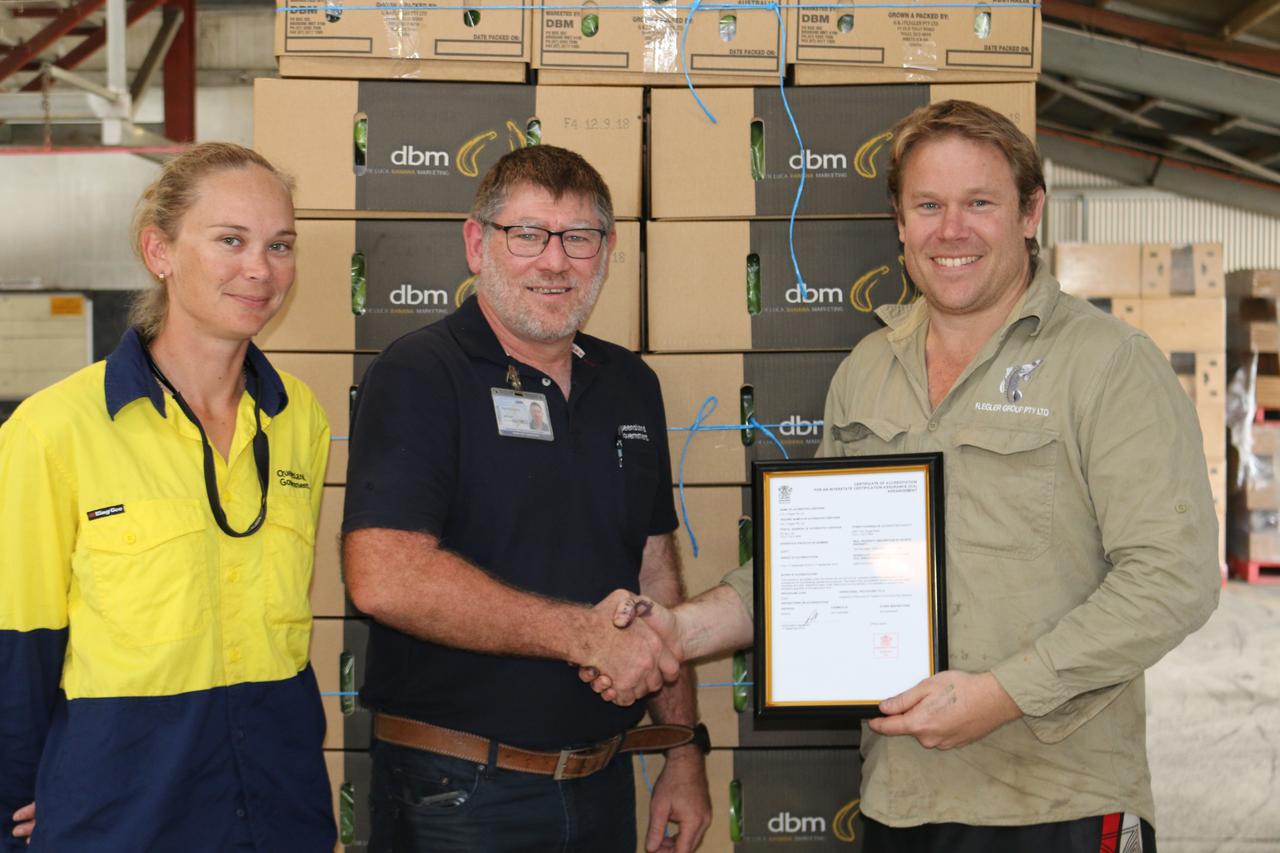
[373, 713, 694, 781]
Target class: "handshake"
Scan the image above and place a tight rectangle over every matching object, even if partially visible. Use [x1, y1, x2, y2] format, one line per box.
[575, 589, 687, 707]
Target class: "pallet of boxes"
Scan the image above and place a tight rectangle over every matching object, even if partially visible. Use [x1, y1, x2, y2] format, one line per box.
[257, 3, 648, 847]
[1226, 268, 1280, 584]
[256, 0, 1045, 846]
[1053, 243, 1228, 575]
[637, 2, 1040, 849]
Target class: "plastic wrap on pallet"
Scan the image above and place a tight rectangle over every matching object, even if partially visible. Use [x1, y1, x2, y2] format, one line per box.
[1228, 355, 1260, 491]
[1245, 510, 1280, 534]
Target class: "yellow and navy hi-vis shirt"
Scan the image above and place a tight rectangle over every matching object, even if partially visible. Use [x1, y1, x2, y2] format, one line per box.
[0, 329, 334, 852]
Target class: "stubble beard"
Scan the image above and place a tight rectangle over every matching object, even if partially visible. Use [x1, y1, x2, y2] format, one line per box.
[475, 245, 607, 342]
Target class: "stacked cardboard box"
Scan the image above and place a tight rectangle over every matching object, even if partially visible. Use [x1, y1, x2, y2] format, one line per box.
[1226, 269, 1280, 574]
[256, 20, 649, 845]
[1054, 242, 1227, 565]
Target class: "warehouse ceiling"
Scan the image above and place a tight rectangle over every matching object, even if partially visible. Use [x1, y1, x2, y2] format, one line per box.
[1038, 0, 1280, 215]
[0, 0, 1278, 213]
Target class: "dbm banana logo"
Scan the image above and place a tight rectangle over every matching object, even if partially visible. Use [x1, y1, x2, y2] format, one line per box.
[848, 255, 917, 313]
[832, 798, 861, 843]
[455, 121, 532, 178]
[455, 275, 478, 307]
[854, 131, 892, 180]
[456, 130, 498, 178]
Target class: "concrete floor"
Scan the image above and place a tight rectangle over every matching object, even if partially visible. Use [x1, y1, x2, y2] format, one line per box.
[1147, 582, 1280, 852]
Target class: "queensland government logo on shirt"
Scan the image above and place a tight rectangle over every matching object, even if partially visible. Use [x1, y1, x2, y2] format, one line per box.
[975, 357, 1051, 417]
[277, 468, 311, 489]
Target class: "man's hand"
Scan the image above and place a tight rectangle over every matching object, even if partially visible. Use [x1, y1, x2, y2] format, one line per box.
[578, 593, 682, 704]
[867, 670, 1022, 750]
[12, 801, 35, 844]
[646, 747, 711, 853]
[576, 590, 680, 706]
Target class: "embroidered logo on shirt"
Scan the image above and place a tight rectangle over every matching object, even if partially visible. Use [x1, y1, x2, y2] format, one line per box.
[999, 358, 1044, 403]
[618, 424, 649, 442]
[87, 504, 125, 520]
[276, 469, 311, 489]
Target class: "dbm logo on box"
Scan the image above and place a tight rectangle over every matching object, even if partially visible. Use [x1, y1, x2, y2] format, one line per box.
[768, 811, 827, 833]
[777, 415, 820, 437]
[391, 146, 451, 167]
[786, 283, 843, 305]
[390, 284, 450, 309]
[789, 149, 848, 171]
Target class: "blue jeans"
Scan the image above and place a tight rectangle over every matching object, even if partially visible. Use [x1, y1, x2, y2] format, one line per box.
[367, 737, 637, 853]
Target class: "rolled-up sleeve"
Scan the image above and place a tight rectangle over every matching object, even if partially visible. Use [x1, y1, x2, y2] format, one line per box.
[0, 414, 74, 846]
[991, 334, 1221, 742]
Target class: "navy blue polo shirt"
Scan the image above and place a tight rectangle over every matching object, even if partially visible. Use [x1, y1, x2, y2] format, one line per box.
[344, 296, 678, 749]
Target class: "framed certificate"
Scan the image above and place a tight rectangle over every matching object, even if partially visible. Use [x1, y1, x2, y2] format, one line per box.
[752, 454, 947, 717]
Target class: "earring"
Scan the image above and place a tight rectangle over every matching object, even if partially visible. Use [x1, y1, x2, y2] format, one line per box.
[158, 272, 167, 282]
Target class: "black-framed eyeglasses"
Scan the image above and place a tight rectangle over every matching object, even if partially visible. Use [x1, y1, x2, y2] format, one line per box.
[481, 220, 608, 260]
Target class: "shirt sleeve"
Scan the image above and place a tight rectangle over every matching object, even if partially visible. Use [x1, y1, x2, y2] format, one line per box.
[342, 345, 459, 536]
[991, 333, 1221, 742]
[0, 413, 73, 844]
[307, 393, 331, 525]
[644, 364, 679, 536]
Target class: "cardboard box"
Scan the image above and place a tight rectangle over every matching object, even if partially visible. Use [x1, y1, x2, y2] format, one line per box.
[637, 748, 864, 852]
[274, 0, 530, 81]
[533, 2, 782, 85]
[326, 749, 372, 850]
[672, 486, 751, 594]
[1053, 243, 1141, 300]
[1226, 268, 1280, 300]
[1228, 295, 1280, 354]
[311, 618, 372, 751]
[1166, 351, 1225, 408]
[257, 220, 641, 352]
[788, 0, 1040, 84]
[646, 352, 846, 484]
[312, 486, 348, 618]
[1101, 298, 1226, 354]
[266, 352, 355, 485]
[254, 79, 643, 217]
[646, 219, 909, 351]
[1141, 243, 1224, 298]
[648, 82, 1034, 219]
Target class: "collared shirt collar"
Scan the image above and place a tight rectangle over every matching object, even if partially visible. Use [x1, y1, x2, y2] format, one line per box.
[447, 294, 606, 368]
[875, 257, 1059, 343]
[104, 327, 288, 420]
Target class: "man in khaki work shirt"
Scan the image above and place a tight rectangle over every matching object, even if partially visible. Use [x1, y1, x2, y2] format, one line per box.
[582, 100, 1221, 852]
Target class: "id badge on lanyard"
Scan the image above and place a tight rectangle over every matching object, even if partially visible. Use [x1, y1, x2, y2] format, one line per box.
[492, 364, 553, 441]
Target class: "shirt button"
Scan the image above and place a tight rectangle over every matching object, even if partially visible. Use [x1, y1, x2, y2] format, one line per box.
[541, 377, 551, 387]
[236, 808, 246, 818]
[236, 729, 246, 741]
[1176, 501, 1189, 513]
[227, 569, 240, 583]
[124, 532, 137, 545]
[228, 648, 242, 663]
[928, 420, 939, 431]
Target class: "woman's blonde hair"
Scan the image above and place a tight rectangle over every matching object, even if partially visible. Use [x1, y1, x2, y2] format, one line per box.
[129, 142, 295, 339]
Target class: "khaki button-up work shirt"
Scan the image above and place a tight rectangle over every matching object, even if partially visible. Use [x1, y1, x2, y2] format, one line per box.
[724, 261, 1220, 826]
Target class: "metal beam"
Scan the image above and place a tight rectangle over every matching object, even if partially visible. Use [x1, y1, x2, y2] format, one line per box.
[0, 0, 105, 85]
[130, 5, 182, 113]
[1222, 0, 1280, 41]
[18, 0, 169, 93]
[1041, 0, 1280, 75]
[1044, 24, 1280, 128]
[1038, 75, 1162, 131]
[162, 0, 195, 143]
[1038, 127, 1280, 218]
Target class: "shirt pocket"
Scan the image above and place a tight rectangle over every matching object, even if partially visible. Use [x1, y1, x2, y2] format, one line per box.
[81, 498, 210, 647]
[618, 439, 662, 548]
[263, 494, 318, 628]
[949, 425, 1058, 560]
[828, 418, 908, 456]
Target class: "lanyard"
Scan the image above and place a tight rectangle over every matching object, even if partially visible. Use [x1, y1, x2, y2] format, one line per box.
[143, 347, 270, 538]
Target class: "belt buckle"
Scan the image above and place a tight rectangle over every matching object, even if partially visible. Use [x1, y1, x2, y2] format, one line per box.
[552, 737, 620, 781]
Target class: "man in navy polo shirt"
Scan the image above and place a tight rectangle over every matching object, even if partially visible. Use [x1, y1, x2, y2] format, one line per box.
[342, 146, 711, 853]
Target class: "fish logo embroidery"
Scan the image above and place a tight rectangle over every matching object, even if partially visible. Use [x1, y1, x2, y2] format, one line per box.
[1000, 358, 1043, 403]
